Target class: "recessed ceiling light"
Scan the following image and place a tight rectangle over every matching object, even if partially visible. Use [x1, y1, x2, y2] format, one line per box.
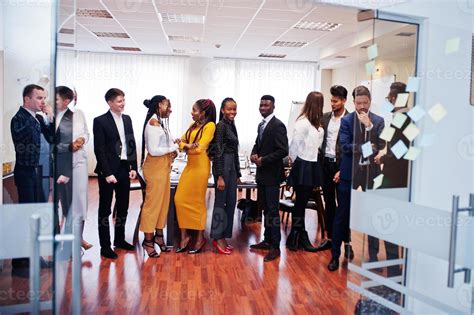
[94, 32, 130, 38]
[59, 28, 74, 34]
[58, 43, 74, 47]
[395, 32, 416, 37]
[76, 8, 112, 19]
[173, 49, 200, 54]
[160, 13, 205, 24]
[112, 46, 141, 51]
[272, 41, 308, 48]
[168, 35, 201, 42]
[294, 21, 341, 31]
[258, 53, 287, 58]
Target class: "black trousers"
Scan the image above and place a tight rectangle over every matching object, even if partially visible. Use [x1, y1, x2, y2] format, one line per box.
[331, 179, 352, 259]
[97, 162, 131, 248]
[291, 185, 313, 231]
[258, 185, 281, 249]
[321, 158, 338, 239]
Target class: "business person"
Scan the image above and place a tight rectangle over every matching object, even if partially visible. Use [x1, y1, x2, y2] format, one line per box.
[93, 88, 138, 259]
[328, 86, 385, 271]
[250, 95, 289, 262]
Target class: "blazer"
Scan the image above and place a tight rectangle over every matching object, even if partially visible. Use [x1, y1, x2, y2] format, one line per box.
[251, 116, 288, 186]
[339, 111, 385, 181]
[93, 111, 137, 177]
[55, 109, 73, 178]
[320, 109, 349, 168]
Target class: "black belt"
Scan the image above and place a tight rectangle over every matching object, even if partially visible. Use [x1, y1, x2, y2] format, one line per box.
[324, 156, 337, 163]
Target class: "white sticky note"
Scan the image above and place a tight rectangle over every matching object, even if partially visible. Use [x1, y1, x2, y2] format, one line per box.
[366, 60, 376, 75]
[402, 123, 420, 142]
[361, 141, 374, 158]
[391, 113, 408, 129]
[367, 44, 378, 60]
[373, 174, 384, 190]
[380, 126, 396, 142]
[404, 146, 421, 161]
[428, 103, 447, 123]
[419, 134, 435, 147]
[391, 140, 408, 159]
[394, 93, 409, 108]
[445, 37, 460, 54]
[381, 99, 394, 113]
[407, 106, 426, 122]
[406, 77, 420, 92]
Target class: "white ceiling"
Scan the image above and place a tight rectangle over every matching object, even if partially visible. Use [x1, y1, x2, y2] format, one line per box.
[58, 0, 414, 67]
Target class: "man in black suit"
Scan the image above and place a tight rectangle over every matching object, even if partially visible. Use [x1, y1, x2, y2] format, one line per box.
[249, 95, 289, 262]
[10, 84, 54, 277]
[317, 85, 352, 259]
[93, 88, 138, 259]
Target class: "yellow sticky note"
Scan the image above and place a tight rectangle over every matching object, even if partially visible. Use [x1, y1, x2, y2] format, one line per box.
[366, 60, 376, 75]
[402, 123, 420, 142]
[380, 126, 396, 142]
[404, 146, 421, 161]
[445, 37, 460, 54]
[391, 113, 407, 129]
[428, 103, 447, 123]
[367, 44, 378, 60]
[394, 93, 409, 108]
[373, 174, 384, 190]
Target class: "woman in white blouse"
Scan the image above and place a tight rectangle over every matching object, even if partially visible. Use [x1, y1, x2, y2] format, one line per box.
[286, 91, 325, 252]
[139, 95, 178, 258]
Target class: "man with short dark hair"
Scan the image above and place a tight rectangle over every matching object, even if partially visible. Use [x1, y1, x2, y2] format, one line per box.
[328, 86, 385, 271]
[93, 88, 137, 259]
[250, 95, 288, 262]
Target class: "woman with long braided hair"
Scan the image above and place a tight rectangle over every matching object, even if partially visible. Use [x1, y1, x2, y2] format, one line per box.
[139, 95, 178, 258]
[174, 99, 216, 254]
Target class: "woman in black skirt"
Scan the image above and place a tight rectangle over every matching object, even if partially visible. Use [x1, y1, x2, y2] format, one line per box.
[286, 91, 325, 251]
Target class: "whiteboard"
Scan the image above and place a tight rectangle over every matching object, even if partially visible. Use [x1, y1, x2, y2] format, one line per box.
[287, 101, 304, 141]
[360, 75, 395, 126]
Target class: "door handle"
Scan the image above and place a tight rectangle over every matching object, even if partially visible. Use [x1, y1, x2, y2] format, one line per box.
[447, 194, 474, 288]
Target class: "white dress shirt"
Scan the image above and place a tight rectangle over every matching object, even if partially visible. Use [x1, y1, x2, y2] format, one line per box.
[72, 108, 89, 165]
[55, 109, 67, 131]
[144, 114, 178, 157]
[325, 112, 343, 158]
[260, 113, 275, 132]
[110, 110, 127, 160]
[289, 117, 324, 162]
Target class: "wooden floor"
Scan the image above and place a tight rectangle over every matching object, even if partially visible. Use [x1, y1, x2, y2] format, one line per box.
[1, 178, 366, 314]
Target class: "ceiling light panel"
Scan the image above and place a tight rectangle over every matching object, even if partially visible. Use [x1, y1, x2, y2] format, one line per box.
[272, 41, 308, 48]
[94, 32, 130, 38]
[294, 21, 342, 31]
[59, 28, 74, 34]
[172, 49, 200, 54]
[112, 46, 141, 51]
[160, 13, 205, 24]
[168, 35, 201, 42]
[76, 8, 113, 18]
[258, 53, 287, 58]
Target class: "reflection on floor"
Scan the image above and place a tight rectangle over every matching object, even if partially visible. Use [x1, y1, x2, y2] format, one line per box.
[1, 178, 364, 314]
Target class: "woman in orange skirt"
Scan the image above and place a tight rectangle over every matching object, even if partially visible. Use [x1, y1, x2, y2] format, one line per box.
[175, 99, 216, 254]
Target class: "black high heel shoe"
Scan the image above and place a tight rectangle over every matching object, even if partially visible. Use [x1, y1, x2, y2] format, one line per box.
[142, 239, 160, 258]
[175, 237, 190, 253]
[188, 239, 207, 254]
[154, 232, 171, 252]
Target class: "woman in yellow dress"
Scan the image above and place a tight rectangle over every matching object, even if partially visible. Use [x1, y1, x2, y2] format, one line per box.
[175, 99, 216, 254]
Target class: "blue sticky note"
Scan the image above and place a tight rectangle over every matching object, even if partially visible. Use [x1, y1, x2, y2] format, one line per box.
[391, 140, 408, 159]
[367, 44, 378, 60]
[406, 77, 420, 92]
[366, 60, 376, 75]
[407, 106, 426, 122]
[361, 141, 374, 158]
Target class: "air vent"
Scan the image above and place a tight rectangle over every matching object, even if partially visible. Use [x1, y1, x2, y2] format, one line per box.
[396, 32, 416, 37]
[76, 9, 112, 19]
[272, 41, 308, 48]
[59, 28, 74, 34]
[160, 13, 205, 24]
[111, 46, 141, 51]
[258, 53, 287, 59]
[335, 55, 347, 59]
[172, 49, 199, 54]
[168, 35, 201, 42]
[58, 43, 74, 47]
[360, 45, 369, 49]
[294, 21, 341, 31]
[94, 32, 130, 38]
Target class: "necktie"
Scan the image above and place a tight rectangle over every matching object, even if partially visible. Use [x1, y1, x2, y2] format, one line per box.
[258, 119, 265, 142]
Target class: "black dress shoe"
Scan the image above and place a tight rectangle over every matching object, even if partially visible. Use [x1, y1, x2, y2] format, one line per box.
[285, 230, 299, 251]
[298, 230, 318, 252]
[250, 241, 271, 250]
[101, 247, 118, 259]
[327, 257, 339, 271]
[114, 240, 135, 251]
[344, 244, 354, 261]
[264, 248, 281, 262]
[316, 239, 332, 251]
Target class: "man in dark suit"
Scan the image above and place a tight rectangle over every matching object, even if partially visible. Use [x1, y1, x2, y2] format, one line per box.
[250, 95, 289, 262]
[10, 84, 54, 277]
[328, 86, 385, 271]
[93, 88, 137, 259]
[317, 85, 352, 258]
